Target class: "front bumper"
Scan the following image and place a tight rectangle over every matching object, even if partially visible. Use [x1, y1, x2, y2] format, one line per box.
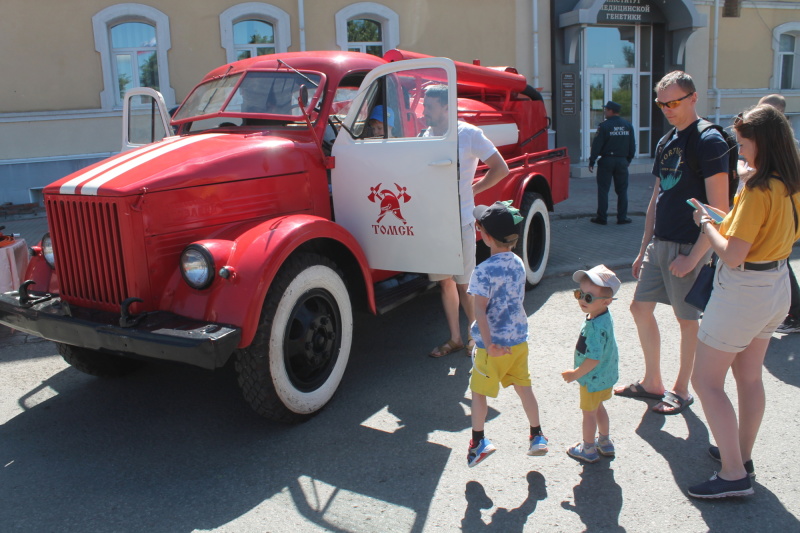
[0, 292, 241, 369]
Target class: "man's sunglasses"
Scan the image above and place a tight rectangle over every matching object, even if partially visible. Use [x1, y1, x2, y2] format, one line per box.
[573, 289, 615, 304]
[654, 92, 694, 110]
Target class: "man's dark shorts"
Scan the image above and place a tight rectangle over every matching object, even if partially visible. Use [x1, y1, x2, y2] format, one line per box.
[634, 238, 712, 320]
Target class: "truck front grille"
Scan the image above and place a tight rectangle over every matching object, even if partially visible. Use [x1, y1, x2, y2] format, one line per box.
[46, 197, 130, 312]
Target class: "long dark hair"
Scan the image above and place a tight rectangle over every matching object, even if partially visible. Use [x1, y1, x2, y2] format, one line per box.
[734, 104, 800, 196]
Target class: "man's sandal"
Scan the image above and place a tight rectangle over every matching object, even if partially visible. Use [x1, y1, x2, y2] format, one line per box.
[651, 391, 694, 415]
[429, 339, 465, 358]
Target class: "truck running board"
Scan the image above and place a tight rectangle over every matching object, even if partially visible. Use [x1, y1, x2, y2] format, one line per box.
[374, 274, 436, 315]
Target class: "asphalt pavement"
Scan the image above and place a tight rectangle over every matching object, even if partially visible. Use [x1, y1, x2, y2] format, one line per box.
[1, 174, 799, 531]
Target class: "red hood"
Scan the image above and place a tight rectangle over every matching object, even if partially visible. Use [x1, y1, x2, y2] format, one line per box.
[45, 133, 311, 197]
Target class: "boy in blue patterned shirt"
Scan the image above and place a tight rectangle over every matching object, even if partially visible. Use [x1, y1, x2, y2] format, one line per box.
[561, 265, 621, 463]
[466, 201, 547, 467]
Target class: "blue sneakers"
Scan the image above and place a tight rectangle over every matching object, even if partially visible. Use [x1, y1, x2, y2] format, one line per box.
[467, 438, 497, 467]
[528, 434, 549, 456]
[708, 446, 755, 478]
[567, 442, 600, 463]
[688, 472, 754, 499]
[595, 436, 615, 456]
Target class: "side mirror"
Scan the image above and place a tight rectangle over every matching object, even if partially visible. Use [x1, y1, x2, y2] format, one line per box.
[298, 85, 309, 110]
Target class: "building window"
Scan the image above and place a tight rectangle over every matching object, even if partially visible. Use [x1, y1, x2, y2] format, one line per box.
[773, 23, 800, 90]
[335, 3, 399, 55]
[347, 19, 383, 56]
[112, 22, 159, 101]
[93, 4, 174, 110]
[220, 3, 291, 64]
[780, 34, 796, 89]
[234, 19, 275, 59]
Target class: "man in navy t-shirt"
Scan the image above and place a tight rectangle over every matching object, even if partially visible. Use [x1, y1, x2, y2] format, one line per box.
[614, 71, 729, 416]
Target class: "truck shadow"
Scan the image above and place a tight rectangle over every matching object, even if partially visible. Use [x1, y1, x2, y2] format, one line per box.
[1, 284, 545, 532]
[0, 275, 590, 532]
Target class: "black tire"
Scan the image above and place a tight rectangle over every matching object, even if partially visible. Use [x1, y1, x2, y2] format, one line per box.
[56, 343, 143, 378]
[235, 253, 353, 422]
[515, 191, 550, 288]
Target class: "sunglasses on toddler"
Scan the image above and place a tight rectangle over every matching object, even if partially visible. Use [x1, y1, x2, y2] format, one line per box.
[573, 289, 615, 304]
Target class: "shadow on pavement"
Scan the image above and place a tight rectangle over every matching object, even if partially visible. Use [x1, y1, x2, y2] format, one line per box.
[635, 403, 800, 530]
[461, 471, 547, 532]
[560, 461, 624, 533]
[764, 333, 800, 388]
[0, 286, 526, 532]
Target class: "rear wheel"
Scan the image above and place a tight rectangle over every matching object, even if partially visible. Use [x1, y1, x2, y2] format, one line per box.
[515, 192, 550, 288]
[235, 253, 353, 422]
[56, 343, 143, 378]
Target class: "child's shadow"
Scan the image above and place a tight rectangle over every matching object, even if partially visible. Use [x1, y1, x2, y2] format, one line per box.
[461, 471, 547, 533]
[561, 461, 624, 532]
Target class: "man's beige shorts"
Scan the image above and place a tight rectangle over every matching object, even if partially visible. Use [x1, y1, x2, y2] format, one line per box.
[429, 222, 476, 285]
[633, 238, 712, 320]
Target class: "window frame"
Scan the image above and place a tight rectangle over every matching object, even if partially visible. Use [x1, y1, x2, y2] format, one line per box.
[220, 3, 291, 64]
[93, 3, 175, 110]
[772, 22, 800, 90]
[335, 3, 399, 55]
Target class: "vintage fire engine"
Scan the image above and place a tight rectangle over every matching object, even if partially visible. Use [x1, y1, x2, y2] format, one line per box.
[0, 50, 569, 421]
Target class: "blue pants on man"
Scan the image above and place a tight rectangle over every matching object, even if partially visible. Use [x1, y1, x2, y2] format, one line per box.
[595, 156, 629, 224]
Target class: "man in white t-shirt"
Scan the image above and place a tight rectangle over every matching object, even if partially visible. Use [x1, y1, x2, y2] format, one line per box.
[423, 84, 510, 357]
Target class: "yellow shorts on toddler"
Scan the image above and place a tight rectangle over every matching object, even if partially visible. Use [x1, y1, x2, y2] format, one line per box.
[469, 341, 531, 398]
[580, 385, 612, 411]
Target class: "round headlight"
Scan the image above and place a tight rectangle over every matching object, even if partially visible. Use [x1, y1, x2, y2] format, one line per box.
[180, 245, 215, 289]
[42, 233, 55, 268]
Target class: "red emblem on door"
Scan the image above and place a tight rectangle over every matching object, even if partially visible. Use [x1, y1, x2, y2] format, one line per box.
[368, 183, 411, 224]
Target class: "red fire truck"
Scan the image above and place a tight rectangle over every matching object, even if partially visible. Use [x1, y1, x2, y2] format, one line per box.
[0, 50, 569, 421]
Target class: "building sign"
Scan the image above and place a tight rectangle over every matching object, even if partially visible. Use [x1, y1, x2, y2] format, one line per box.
[598, 0, 662, 24]
[560, 73, 576, 116]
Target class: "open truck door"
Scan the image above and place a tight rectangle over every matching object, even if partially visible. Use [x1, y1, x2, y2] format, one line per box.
[331, 58, 463, 276]
[122, 87, 173, 151]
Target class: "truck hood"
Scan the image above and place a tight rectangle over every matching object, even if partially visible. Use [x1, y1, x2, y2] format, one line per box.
[46, 133, 308, 197]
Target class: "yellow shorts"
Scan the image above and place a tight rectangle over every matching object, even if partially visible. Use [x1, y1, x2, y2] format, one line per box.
[580, 385, 612, 411]
[469, 341, 531, 398]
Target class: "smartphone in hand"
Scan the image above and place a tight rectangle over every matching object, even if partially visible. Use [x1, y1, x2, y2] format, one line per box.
[686, 198, 724, 224]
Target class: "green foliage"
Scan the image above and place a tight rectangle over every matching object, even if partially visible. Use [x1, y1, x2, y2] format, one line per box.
[140, 53, 159, 91]
[347, 19, 381, 42]
[118, 73, 132, 100]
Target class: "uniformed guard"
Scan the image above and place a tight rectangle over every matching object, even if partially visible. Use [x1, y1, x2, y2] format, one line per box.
[588, 101, 636, 225]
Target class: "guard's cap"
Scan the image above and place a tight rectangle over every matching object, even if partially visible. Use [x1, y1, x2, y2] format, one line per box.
[604, 101, 621, 113]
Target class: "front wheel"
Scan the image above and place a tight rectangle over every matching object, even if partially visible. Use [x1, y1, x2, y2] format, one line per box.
[56, 343, 143, 378]
[515, 191, 550, 288]
[235, 253, 353, 422]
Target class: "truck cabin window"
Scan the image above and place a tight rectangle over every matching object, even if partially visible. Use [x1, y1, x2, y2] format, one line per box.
[173, 71, 323, 132]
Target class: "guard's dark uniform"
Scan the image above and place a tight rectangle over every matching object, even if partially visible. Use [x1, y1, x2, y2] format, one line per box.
[589, 115, 636, 223]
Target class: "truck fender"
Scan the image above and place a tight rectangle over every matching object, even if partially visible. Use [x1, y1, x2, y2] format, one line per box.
[164, 215, 375, 349]
[514, 173, 554, 211]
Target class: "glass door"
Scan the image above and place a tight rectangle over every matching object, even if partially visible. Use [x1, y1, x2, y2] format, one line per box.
[582, 25, 650, 160]
[585, 69, 635, 148]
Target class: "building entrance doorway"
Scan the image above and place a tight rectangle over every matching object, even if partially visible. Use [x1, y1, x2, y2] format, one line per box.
[582, 25, 651, 160]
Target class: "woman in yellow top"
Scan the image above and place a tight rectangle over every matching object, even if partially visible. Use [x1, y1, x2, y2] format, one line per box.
[687, 104, 800, 499]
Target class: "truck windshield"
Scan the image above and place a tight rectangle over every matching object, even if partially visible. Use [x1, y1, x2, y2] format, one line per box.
[173, 71, 323, 122]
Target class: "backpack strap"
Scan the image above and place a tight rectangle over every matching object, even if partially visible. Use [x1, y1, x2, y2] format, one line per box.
[684, 119, 715, 178]
[654, 127, 676, 164]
